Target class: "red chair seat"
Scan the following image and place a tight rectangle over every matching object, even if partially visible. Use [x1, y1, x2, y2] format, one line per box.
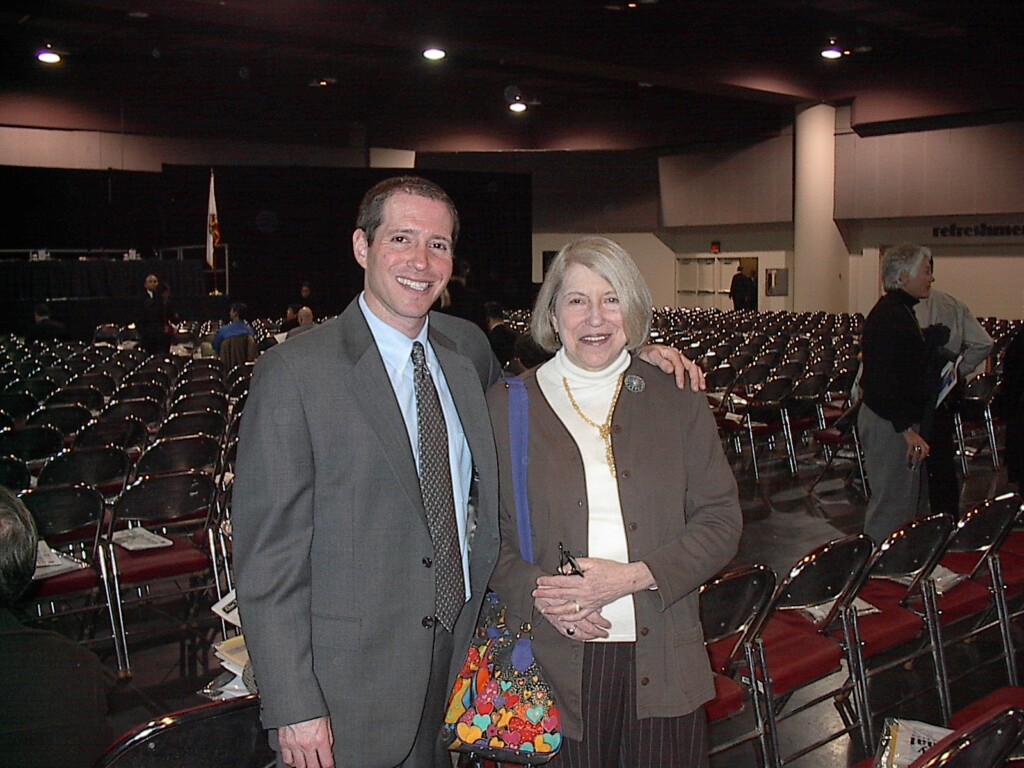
[757, 615, 844, 695]
[994, 551, 1024, 598]
[933, 578, 994, 626]
[846, 583, 924, 659]
[112, 535, 210, 585]
[949, 686, 1024, 729]
[706, 672, 745, 723]
[1002, 531, 1024, 559]
[29, 567, 101, 599]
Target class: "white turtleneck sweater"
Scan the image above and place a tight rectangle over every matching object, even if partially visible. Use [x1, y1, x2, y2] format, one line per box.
[536, 347, 636, 642]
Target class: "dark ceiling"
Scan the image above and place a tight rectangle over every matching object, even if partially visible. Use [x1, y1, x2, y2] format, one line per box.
[2, 1, 1023, 153]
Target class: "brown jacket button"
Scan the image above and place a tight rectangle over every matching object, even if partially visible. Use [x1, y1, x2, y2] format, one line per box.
[640, 676, 649, 686]
[640, 626, 649, 636]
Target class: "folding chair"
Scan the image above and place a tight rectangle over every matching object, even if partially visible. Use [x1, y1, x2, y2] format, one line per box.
[136, 434, 221, 478]
[840, 513, 955, 747]
[173, 376, 226, 399]
[26, 403, 93, 445]
[170, 390, 229, 418]
[45, 384, 105, 413]
[112, 381, 168, 407]
[102, 396, 165, 433]
[926, 493, 1024, 720]
[910, 707, 1024, 768]
[738, 376, 797, 480]
[155, 409, 228, 442]
[746, 533, 875, 767]
[809, 401, 868, 499]
[37, 446, 133, 500]
[0, 390, 40, 424]
[18, 483, 125, 672]
[72, 370, 117, 400]
[0, 423, 65, 471]
[74, 415, 150, 458]
[0, 453, 31, 491]
[105, 470, 224, 676]
[954, 373, 1002, 472]
[700, 563, 776, 764]
[92, 694, 272, 768]
[20, 375, 59, 402]
[123, 367, 173, 393]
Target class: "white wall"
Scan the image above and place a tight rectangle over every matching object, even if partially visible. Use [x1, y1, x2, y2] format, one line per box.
[532, 233, 677, 307]
[0, 126, 368, 171]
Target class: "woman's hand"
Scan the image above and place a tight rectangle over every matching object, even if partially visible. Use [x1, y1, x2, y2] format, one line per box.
[637, 344, 706, 391]
[533, 557, 656, 639]
[535, 591, 610, 641]
[902, 427, 930, 467]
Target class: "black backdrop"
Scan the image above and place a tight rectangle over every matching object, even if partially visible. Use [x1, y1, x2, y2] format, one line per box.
[1, 164, 532, 332]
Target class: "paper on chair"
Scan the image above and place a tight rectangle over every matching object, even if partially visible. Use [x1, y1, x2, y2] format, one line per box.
[214, 634, 249, 676]
[111, 527, 174, 550]
[33, 541, 88, 580]
[212, 588, 242, 627]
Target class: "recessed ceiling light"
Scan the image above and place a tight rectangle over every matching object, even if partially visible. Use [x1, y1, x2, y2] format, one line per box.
[37, 45, 61, 64]
[309, 77, 337, 88]
[508, 102, 527, 113]
[820, 38, 846, 60]
[422, 48, 446, 61]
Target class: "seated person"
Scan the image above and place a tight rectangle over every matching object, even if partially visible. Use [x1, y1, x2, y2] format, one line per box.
[286, 306, 316, 339]
[212, 302, 255, 353]
[25, 303, 69, 343]
[0, 486, 113, 767]
[279, 304, 302, 334]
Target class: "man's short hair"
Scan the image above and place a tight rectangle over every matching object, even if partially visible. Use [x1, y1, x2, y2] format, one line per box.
[34, 303, 51, 319]
[484, 301, 505, 322]
[356, 176, 460, 249]
[297, 307, 314, 324]
[882, 243, 930, 291]
[0, 486, 38, 608]
[231, 302, 248, 320]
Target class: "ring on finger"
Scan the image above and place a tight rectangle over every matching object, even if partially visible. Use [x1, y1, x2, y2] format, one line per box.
[566, 626, 576, 636]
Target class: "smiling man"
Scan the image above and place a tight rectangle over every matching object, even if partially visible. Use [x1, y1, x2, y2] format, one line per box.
[233, 176, 502, 768]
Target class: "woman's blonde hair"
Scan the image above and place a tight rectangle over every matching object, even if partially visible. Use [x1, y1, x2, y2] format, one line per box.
[530, 236, 652, 353]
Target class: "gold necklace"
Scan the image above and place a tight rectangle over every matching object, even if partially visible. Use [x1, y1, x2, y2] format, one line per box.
[562, 373, 625, 477]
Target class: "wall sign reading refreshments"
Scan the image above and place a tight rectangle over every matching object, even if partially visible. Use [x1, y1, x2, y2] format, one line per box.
[932, 222, 1024, 238]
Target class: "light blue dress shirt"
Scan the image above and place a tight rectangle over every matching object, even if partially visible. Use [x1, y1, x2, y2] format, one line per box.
[358, 294, 472, 600]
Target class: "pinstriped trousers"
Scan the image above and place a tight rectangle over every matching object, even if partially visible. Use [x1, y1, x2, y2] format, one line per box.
[554, 642, 709, 768]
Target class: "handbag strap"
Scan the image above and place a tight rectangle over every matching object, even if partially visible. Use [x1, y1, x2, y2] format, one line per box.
[507, 377, 535, 565]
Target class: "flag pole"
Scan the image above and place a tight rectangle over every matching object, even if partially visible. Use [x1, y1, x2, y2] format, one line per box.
[207, 168, 223, 296]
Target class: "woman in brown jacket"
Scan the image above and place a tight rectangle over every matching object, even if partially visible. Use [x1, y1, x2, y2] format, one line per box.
[486, 237, 742, 768]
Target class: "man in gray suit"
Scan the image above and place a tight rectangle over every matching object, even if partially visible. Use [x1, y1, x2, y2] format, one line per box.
[233, 176, 701, 768]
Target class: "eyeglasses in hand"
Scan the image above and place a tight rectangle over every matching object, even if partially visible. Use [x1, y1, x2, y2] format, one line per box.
[557, 541, 584, 577]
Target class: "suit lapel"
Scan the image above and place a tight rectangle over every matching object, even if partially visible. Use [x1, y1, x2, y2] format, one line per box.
[335, 305, 425, 521]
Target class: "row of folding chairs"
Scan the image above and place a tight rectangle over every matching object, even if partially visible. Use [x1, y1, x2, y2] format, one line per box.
[700, 492, 1024, 768]
[18, 469, 233, 679]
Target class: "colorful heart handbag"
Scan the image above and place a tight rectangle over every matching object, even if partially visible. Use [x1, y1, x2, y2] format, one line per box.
[441, 377, 562, 764]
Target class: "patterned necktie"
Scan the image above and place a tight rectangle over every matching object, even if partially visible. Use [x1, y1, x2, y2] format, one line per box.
[411, 341, 463, 631]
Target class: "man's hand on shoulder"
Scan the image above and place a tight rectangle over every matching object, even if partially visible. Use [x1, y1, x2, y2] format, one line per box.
[638, 344, 706, 392]
[278, 716, 334, 768]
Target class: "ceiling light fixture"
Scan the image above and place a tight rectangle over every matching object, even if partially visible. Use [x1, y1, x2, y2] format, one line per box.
[37, 44, 62, 64]
[504, 85, 530, 114]
[422, 47, 446, 61]
[820, 38, 848, 60]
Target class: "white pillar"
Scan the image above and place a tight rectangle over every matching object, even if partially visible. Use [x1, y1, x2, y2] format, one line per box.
[793, 103, 848, 312]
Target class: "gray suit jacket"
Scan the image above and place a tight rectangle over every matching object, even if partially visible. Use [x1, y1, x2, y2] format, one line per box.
[233, 300, 501, 767]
